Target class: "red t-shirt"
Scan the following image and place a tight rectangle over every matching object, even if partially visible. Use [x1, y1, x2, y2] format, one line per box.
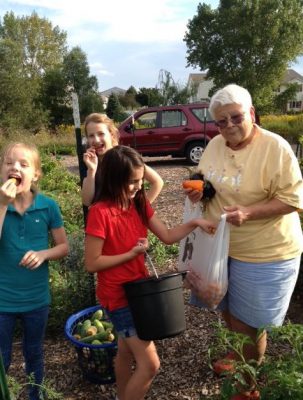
[85, 200, 154, 311]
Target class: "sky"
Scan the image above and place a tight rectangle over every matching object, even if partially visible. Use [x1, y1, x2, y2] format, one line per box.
[1, 0, 303, 92]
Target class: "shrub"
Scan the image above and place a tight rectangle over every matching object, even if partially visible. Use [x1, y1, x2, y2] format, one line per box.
[0, 127, 77, 156]
[147, 233, 179, 270]
[261, 114, 303, 143]
[48, 231, 96, 335]
[40, 154, 84, 233]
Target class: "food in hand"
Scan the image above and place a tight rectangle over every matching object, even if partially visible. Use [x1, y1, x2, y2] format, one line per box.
[182, 180, 204, 192]
[7, 177, 21, 186]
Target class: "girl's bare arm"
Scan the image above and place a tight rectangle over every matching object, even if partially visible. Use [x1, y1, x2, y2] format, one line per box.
[148, 214, 216, 245]
[144, 165, 163, 203]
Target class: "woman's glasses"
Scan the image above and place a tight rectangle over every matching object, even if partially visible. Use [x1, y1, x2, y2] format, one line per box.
[214, 113, 246, 129]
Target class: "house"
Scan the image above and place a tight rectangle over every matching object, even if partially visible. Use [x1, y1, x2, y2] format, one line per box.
[187, 73, 214, 103]
[100, 87, 126, 108]
[277, 69, 303, 112]
[187, 69, 303, 112]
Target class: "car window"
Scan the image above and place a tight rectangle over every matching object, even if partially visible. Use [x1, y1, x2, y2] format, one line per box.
[134, 112, 157, 129]
[191, 108, 213, 122]
[161, 110, 187, 127]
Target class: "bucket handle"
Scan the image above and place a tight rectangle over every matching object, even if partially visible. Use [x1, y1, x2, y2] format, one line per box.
[145, 251, 159, 279]
[181, 270, 189, 281]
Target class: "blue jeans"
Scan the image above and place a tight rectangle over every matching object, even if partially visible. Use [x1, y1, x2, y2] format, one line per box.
[106, 306, 137, 338]
[0, 305, 49, 400]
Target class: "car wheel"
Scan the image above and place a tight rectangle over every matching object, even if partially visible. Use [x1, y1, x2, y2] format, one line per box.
[186, 143, 205, 165]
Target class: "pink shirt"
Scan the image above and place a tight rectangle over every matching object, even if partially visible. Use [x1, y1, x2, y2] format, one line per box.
[85, 200, 154, 311]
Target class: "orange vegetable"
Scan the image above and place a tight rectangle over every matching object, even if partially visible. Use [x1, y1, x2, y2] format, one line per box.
[182, 180, 204, 192]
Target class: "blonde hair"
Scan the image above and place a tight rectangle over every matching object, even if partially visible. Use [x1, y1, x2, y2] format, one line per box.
[84, 113, 120, 146]
[209, 84, 253, 118]
[0, 142, 42, 191]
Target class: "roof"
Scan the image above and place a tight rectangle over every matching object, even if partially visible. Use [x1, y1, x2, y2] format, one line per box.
[100, 87, 126, 97]
[281, 69, 303, 84]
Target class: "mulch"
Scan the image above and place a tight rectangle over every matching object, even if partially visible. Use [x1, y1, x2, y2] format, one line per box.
[8, 156, 303, 399]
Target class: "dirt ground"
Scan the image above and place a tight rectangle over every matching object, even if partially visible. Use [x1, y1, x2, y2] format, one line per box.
[8, 156, 303, 400]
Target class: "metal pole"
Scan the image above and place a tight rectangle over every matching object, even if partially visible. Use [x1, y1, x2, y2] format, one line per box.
[203, 107, 207, 148]
[131, 114, 137, 149]
[72, 92, 88, 224]
[72, 92, 95, 305]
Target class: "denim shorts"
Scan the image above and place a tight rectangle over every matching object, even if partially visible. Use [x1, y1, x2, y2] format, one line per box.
[106, 306, 137, 339]
[190, 256, 300, 328]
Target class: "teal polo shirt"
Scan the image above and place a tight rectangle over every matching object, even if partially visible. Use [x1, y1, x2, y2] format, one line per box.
[0, 193, 63, 312]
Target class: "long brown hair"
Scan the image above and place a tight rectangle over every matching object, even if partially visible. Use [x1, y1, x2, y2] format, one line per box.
[93, 146, 148, 225]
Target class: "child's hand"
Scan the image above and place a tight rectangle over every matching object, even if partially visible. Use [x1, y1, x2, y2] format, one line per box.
[0, 179, 17, 205]
[132, 238, 148, 255]
[83, 147, 98, 172]
[19, 250, 45, 270]
[196, 218, 217, 234]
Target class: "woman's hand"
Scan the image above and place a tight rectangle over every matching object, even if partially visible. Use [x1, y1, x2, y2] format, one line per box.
[19, 250, 46, 270]
[83, 147, 98, 172]
[224, 205, 250, 226]
[184, 187, 203, 203]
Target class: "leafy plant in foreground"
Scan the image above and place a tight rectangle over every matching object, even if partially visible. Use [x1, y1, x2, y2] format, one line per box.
[259, 323, 303, 399]
[211, 322, 303, 399]
[7, 374, 63, 399]
[210, 323, 260, 399]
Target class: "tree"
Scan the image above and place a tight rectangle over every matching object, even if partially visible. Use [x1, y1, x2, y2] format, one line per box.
[157, 69, 194, 105]
[40, 65, 72, 127]
[0, 11, 67, 131]
[106, 93, 127, 122]
[119, 86, 140, 110]
[63, 47, 103, 120]
[136, 88, 164, 107]
[184, 0, 303, 110]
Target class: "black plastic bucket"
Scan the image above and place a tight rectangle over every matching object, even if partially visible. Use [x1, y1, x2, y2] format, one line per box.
[123, 271, 187, 340]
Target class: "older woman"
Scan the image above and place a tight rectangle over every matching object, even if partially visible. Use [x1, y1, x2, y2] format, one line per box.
[186, 84, 303, 397]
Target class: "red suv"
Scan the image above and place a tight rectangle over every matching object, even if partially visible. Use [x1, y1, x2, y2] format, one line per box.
[118, 103, 219, 164]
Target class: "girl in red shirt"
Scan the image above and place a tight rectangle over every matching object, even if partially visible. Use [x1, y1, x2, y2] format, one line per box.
[85, 145, 216, 400]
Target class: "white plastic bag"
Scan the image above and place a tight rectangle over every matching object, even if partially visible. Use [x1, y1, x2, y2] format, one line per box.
[178, 197, 230, 310]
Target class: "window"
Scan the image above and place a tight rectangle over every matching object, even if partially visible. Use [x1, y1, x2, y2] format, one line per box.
[191, 108, 213, 122]
[135, 112, 157, 129]
[161, 110, 187, 127]
[289, 101, 302, 109]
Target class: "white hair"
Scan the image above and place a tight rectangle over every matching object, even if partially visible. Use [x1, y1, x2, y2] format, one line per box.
[209, 84, 252, 118]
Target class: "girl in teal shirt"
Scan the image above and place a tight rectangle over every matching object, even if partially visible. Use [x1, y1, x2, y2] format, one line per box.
[0, 142, 69, 400]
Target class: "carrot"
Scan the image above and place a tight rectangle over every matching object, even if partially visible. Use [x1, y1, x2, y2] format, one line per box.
[182, 180, 204, 192]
